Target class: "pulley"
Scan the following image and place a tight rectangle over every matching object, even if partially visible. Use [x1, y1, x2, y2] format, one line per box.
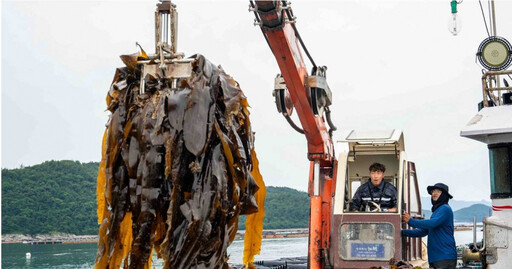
[273, 75, 304, 134]
[273, 75, 294, 116]
[307, 66, 332, 116]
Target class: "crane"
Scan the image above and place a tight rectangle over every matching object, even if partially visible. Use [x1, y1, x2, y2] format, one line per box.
[250, 1, 337, 268]
[250, 1, 425, 268]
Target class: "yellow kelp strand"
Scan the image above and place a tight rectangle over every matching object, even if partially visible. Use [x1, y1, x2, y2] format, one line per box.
[94, 219, 109, 269]
[94, 130, 110, 269]
[108, 212, 133, 268]
[145, 248, 153, 269]
[243, 149, 266, 266]
[97, 130, 107, 224]
[95, 54, 264, 268]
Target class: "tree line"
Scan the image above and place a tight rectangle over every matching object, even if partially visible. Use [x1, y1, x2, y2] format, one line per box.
[4, 160, 488, 236]
[1, 161, 309, 235]
[2, 161, 98, 235]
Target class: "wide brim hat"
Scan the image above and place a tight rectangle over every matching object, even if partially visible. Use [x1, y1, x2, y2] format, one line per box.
[427, 183, 453, 199]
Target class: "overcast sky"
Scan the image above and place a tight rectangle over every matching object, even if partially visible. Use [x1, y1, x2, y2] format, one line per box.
[3, 0, 512, 202]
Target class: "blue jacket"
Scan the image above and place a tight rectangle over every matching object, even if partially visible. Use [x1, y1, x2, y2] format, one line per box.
[349, 181, 397, 211]
[401, 204, 457, 263]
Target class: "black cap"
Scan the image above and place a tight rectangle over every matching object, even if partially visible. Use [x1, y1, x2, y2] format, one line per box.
[427, 183, 453, 199]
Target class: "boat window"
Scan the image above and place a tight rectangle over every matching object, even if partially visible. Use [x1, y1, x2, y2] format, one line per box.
[488, 143, 512, 198]
[409, 172, 419, 213]
[339, 222, 395, 261]
[402, 160, 407, 213]
[351, 181, 361, 198]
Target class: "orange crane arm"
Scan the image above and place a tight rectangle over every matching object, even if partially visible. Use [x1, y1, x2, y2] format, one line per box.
[251, 2, 337, 268]
[251, 0, 334, 162]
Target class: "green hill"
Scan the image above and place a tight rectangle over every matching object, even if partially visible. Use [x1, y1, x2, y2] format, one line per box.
[1, 161, 310, 235]
[454, 204, 491, 222]
[239, 186, 309, 230]
[422, 204, 491, 222]
[5, 160, 489, 235]
[421, 196, 491, 211]
[2, 161, 99, 235]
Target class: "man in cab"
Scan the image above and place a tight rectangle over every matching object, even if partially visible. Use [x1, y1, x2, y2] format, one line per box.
[349, 163, 397, 212]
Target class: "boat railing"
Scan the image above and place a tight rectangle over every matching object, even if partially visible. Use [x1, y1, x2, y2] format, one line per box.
[481, 69, 512, 107]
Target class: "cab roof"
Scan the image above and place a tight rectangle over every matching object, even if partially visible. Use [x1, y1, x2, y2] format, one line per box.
[337, 129, 405, 155]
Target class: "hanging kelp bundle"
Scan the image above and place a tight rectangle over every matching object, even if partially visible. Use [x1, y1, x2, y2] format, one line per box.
[95, 53, 265, 268]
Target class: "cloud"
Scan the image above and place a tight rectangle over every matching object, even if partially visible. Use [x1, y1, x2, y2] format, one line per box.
[4, 0, 511, 201]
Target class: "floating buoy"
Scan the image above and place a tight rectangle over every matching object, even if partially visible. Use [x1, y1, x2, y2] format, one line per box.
[26, 252, 31, 259]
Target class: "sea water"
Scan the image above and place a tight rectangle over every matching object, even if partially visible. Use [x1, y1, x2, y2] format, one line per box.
[1, 231, 480, 268]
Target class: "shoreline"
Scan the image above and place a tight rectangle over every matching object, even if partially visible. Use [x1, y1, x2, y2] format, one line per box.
[2, 224, 477, 244]
[1, 234, 99, 245]
[2, 229, 311, 244]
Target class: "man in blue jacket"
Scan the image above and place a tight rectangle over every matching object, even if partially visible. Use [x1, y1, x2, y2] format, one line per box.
[349, 163, 397, 212]
[401, 183, 457, 269]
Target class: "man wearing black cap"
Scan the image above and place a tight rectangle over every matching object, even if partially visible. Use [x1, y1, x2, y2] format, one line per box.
[401, 183, 457, 269]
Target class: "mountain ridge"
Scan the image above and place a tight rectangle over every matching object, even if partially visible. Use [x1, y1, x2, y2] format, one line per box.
[420, 196, 491, 212]
[2, 160, 492, 235]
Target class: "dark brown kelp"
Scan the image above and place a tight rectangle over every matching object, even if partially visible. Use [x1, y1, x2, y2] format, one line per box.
[95, 54, 265, 268]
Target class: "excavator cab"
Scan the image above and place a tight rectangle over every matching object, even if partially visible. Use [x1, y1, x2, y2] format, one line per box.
[330, 130, 425, 268]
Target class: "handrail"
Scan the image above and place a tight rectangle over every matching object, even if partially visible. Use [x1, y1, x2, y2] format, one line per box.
[481, 69, 512, 107]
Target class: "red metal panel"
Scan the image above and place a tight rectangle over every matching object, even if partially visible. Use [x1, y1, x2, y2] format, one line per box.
[412, 236, 417, 260]
[410, 162, 422, 217]
[406, 163, 411, 261]
[407, 162, 411, 217]
[322, 179, 332, 250]
[332, 214, 403, 268]
[407, 162, 424, 262]
[310, 196, 323, 269]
